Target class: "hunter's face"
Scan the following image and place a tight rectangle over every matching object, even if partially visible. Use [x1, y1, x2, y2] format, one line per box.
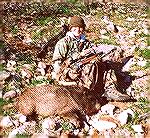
[70, 27, 84, 37]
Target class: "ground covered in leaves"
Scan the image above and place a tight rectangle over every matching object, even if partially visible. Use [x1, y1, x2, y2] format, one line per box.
[0, 1, 150, 138]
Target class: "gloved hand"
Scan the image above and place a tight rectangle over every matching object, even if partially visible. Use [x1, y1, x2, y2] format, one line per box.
[72, 62, 82, 71]
[68, 69, 80, 80]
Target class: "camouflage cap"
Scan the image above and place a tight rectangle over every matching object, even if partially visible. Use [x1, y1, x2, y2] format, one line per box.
[69, 16, 86, 30]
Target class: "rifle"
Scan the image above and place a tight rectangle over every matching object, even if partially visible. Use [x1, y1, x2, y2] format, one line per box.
[69, 47, 117, 70]
[37, 24, 69, 59]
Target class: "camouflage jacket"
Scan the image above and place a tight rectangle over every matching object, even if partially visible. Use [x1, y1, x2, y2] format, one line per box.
[52, 32, 94, 80]
[52, 31, 123, 89]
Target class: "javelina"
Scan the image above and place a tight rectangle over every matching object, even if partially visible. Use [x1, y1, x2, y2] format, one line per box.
[15, 85, 101, 126]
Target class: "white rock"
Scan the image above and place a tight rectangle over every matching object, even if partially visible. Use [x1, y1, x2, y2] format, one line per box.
[22, 64, 33, 69]
[134, 70, 146, 77]
[19, 115, 27, 123]
[0, 116, 13, 128]
[42, 118, 55, 131]
[21, 68, 32, 79]
[12, 120, 19, 127]
[23, 37, 32, 44]
[131, 124, 144, 133]
[117, 109, 134, 126]
[100, 29, 107, 35]
[73, 129, 80, 136]
[7, 60, 16, 68]
[3, 90, 16, 100]
[38, 62, 46, 69]
[0, 71, 10, 81]
[101, 104, 115, 116]
[135, 133, 144, 138]
[102, 16, 110, 24]
[89, 118, 117, 132]
[129, 29, 138, 37]
[101, 35, 109, 40]
[0, 90, 2, 98]
[21, 69, 28, 78]
[37, 68, 45, 76]
[107, 22, 116, 31]
[8, 125, 26, 138]
[36, 76, 47, 81]
[137, 60, 147, 67]
[126, 17, 135, 22]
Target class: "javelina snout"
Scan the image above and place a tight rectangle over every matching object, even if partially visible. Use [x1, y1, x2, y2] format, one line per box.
[15, 85, 99, 125]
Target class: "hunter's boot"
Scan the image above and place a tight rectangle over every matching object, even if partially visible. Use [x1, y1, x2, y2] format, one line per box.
[102, 83, 131, 102]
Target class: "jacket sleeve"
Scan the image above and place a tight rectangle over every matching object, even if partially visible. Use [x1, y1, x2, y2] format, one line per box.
[52, 38, 68, 62]
[51, 38, 68, 79]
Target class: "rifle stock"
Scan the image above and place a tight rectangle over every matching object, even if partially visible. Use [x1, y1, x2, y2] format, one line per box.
[37, 24, 69, 59]
[70, 47, 117, 68]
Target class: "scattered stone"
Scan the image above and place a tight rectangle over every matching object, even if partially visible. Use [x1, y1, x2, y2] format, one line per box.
[121, 58, 134, 72]
[38, 62, 46, 69]
[42, 117, 56, 135]
[36, 76, 47, 81]
[101, 16, 110, 24]
[18, 115, 27, 123]
[117, 109, 134, 126]
[101, 35, 109, 40]
[22, 64, 33, 69]
[126, 17, 135, 22]
[3, 90, 17, 100]
[100, 29, 107, 35]
[12, 120, 20, 127]
[115, 128, 131, 137]
[134, 70, 146, 77]
[137, 60, 147, 67]
[37, 62, 47, 76]
[0, 116, 14, 128]
[8, 125, 26, 138]
[101, 103, 116, 116]
[129, 29, 138, 37]
[89, 118, 117, 132]
[131, 124, 144, 133]
[73, 129, 80, 136]
[0, 71, 10, 81]
[7, 60, 16, 68]
[37, 68, 45, 76]
[135, 133, 145, 138]
[21, 68, 33, 79]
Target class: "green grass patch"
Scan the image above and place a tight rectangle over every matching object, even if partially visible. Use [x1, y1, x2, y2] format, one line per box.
[0, 98, 15, 116]
[0, 42, 5, 49]
[0, 64, 5, 71]
[17, 53, 34, 64]
[66, 0, 78, 4]
[134, 47, 150, 59]
[11, 25, 19, 34]
[144, 61, 150, 69]
[93, 38, 118, 45]
[35, 16, 60, 26]
[61, 120, 74, 132]
[29, 78, 54, 86]
[140, 49, 150, 59]
[57, 5, 71, 15]
[15, 134, 30, 138]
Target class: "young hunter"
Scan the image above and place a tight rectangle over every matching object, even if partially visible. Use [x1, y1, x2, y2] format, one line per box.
[52, 16, 131, 101]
